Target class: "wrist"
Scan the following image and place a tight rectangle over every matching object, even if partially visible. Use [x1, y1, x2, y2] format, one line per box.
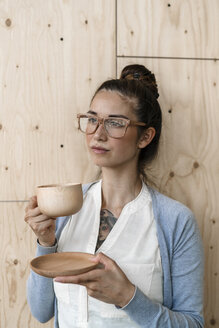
[38, 238, 56, 247]
[117, 284, 136, 308]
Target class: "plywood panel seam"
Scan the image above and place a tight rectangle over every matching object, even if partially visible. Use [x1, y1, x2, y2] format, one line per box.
[117, 55, 219, 61]
[115, 0, 118, 77]
[0, 200, 29, 203]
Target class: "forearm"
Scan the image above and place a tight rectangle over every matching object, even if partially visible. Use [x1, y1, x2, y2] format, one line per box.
[27, 242, 57, 323]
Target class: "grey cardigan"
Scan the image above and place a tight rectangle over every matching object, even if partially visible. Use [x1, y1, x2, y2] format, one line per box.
[27, 184, 204, 327]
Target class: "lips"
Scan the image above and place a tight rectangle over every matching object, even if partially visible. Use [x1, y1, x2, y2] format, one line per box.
[91, 145, 109, 154]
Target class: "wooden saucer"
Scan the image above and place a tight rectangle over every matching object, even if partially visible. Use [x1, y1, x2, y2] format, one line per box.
[30, 252, 98, 278]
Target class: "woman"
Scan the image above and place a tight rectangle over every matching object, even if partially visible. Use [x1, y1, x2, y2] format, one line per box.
[25, 64, 204, 327]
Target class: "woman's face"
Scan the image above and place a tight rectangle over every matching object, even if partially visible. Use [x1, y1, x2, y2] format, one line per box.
[86, 90, 142, 170]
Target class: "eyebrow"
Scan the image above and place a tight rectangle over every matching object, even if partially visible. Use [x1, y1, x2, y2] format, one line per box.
[87, 110, 129, 119]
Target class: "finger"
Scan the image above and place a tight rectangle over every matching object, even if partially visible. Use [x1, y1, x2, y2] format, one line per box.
[33, 218, 55, 233]
[26, 212, 57, 222]
[54, 268, 101, 284]
[25, 196, 37, 213]
[28, 196, 38, 209]
[24, 210, 41, 222]
[25, 212, 51, 223]
[25, 206, 43, 221]
[85, 282, 100, 294]
[25, 203, 41, 219]
[24, 214, 54, 227]
[92, 252, 115, 269]
[86, 286, 103, 299]
[88, 256, 105, 269]
[54, 277, 98, 294]
[54, 276, 82, 284]
[27, 216, 55, 231]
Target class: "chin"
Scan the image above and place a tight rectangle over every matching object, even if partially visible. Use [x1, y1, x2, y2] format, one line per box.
[89, 151, 108, 165]
[92, 159, 110, 167]
[91, 157, 112, 168]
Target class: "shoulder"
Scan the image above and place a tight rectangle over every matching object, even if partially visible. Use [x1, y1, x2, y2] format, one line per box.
[148, 186, 194, 221]
[148, 186, 199, 239]
[149, 187, 203, 260]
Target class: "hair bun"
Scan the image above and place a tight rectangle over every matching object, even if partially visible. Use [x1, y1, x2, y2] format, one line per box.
[120, 64, 159, 99]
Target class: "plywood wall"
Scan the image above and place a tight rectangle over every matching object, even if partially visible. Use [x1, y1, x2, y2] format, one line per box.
[0, 1, 218, 327]
[117, 0, 218, 58]
[117, 2, 219, 327]
[0, 1, 115, 327]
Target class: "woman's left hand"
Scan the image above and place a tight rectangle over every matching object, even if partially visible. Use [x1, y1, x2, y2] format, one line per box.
[54, 252, 135, 308]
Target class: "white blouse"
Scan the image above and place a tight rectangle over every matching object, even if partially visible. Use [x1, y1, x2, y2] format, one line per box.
[54, 180, 163, 328]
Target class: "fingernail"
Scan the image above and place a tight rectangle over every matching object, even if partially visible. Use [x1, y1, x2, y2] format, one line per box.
[54, 278, 60, 282]
[89, 256, 98, 262]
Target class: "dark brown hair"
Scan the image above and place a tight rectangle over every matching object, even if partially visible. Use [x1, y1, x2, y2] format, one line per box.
[92, 64, 162, 181]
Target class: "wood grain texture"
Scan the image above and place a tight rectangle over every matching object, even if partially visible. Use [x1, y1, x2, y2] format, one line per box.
[118, 57, 219, 327]
[0, 0, 218, 327]
[0, 202, 54, 327]
[0, 1, 115, 327]
[0, 0, 115, 200]
[117, 0, 219, 58]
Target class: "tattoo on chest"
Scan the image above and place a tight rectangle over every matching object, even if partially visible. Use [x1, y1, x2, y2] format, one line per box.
[95, 209, 118, 251]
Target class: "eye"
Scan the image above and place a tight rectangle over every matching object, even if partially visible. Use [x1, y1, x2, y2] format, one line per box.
[106, 119, 126, 128]
[88, 117, 98, 124]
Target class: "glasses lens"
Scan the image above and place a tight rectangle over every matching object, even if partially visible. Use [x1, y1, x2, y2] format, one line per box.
[105, 118, 127, 138]
[79, 116, 98, 134]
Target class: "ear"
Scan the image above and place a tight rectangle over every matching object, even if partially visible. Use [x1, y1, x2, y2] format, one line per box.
[137, 127, 156, 149]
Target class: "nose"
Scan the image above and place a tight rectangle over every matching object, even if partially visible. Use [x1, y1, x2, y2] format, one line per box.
[93, 122, 107, 141]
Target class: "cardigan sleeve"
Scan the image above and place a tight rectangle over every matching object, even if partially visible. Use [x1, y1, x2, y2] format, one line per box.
[26, 242, 57, 323]
[26, 216, 69, 323]
[119, 210, 204, 327]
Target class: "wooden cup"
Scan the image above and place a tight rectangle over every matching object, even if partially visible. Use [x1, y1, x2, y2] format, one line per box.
[36, 183, 83, 217]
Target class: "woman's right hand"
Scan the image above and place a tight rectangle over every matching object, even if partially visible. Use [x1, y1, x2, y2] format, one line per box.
[24, 196, 56, 247]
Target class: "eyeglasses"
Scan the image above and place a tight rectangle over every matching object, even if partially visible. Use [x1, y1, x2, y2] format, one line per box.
[77, 114, 146, 139]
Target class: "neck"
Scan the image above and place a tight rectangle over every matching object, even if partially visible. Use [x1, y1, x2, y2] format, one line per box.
[101, 167, 142, 217]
